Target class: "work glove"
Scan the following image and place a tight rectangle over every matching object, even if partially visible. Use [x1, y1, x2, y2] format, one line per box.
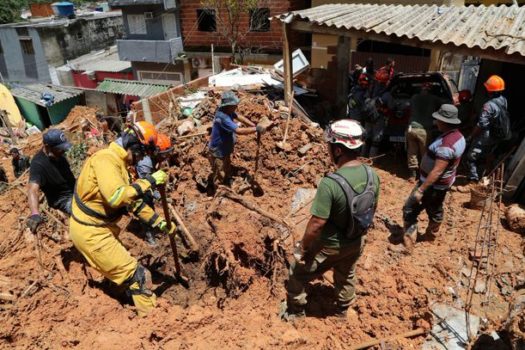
[158, 220, 177, 235]
[26, 214, 43, 233]
[255, 124, 267, 134]
[150, 170, 168, 186]
[409, 187, 424, 204]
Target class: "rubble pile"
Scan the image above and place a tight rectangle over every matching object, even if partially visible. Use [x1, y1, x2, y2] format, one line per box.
[0, 91, 523, 349]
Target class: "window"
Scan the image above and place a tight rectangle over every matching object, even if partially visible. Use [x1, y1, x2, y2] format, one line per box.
[138, 71, 183, 85]
[16, 27, 29, 37]
[20, 39, 34, 55]
[127, 14, 147, 35]
[250, 8, 270, 32]
[197, 9, 216, 32]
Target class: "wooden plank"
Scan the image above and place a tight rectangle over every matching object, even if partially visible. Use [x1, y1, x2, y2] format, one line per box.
[282, 22, 294, 107]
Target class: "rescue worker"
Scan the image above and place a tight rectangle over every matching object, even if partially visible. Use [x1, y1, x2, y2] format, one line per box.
[347, 74, 370, 122]
[281, 119, 380, 320]
[10, 147, 30, 178]
[27, 129, 75, 233]
[208, 90, 267, 188]
[361, 72, 394, 158]
[465, 75, 509, 182]
[0, 166, 8, 192]
[406, 83, 443, 181]
[135, 133, 174, 246]
[69, 121, 176, 317]
[402, 105, 465, 249]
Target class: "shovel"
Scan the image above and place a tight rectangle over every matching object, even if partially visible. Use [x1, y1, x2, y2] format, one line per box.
[158, 185, 190, 288]
[276, 92, 294, 151]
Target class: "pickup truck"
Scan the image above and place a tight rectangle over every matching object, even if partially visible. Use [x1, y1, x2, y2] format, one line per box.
[384, 72, 465, 144]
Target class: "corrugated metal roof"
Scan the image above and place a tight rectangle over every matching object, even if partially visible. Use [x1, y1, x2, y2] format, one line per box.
[66, 46, 131, 73]
[278, 4, 525, 57]
[11, 84, 83, 107]
[96, 79, 172, 97]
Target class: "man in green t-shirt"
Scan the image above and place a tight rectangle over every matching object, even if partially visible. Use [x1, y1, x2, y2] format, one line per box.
[281, 119, 380, 320]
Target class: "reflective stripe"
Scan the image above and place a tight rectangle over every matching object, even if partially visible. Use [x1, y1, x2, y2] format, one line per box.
[132, 200, 147, 216]
[109, 186, 126, 207]
[147, 213, 159, 227]
[131, 183, 143, 197]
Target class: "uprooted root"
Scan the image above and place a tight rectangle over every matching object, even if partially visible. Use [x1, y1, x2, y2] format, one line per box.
[204, 237, 287, 298]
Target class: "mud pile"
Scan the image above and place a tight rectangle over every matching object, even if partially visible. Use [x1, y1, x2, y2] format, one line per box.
[0, 92, 523, 349]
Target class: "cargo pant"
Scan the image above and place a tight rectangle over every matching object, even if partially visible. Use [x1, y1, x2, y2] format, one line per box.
[406, 127, 429, 170]
[465, 132, 496, 181]
[362, 117, 385, 158]
[402, 183, 448, 233]
[286, 235, 366, 312]
[210, 152, 232, 186]
[69, 219, 157, 316]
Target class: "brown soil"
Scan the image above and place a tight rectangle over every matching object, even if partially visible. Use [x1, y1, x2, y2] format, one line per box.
[0, 95, 523, 349]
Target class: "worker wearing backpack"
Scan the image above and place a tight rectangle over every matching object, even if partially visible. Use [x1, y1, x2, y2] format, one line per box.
[465, 75, 511, 182]
[280, 119, 380, 321]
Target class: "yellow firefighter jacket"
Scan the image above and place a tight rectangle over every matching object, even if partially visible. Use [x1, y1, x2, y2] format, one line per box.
[71, 142, 162, 228]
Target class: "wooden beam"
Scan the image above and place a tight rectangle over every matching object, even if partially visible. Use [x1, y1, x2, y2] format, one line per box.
[290, 20, 525, 66]
[282, 22, 294, 107]
[336, 36, 350, 118]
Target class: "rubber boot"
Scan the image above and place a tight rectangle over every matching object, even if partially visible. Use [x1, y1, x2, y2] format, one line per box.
[424, 221, 441, 241]
[144, 230, 157, 247]
[408, 169, 418, 183]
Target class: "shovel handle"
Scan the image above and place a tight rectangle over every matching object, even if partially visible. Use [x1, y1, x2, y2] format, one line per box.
[158, 185, 183, 278]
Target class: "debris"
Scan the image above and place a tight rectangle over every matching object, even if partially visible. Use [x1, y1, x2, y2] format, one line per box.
[177, 120, 195, 136]
[505, 204, 525, 234]
[349, 328, 427, 350]
[423, 303, 480, 350]
[168, 203, 200, 254]
[273, 49, 310, 77]
[298, 143, 313, 156]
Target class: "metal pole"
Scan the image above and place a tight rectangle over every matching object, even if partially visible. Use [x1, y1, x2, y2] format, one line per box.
[211, 44, 216, 75]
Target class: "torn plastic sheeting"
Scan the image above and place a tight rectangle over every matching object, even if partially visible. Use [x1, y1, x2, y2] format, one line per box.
[211, 73, 281, 88]
[423, 303, 481, 350]
[179, 91, 207, 110]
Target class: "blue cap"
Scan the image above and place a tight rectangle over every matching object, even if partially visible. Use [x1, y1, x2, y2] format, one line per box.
[43, 129, 72, 151]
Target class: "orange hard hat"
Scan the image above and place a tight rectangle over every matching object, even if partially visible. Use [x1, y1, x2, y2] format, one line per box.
[131, 121, 158, 146]
[156, 133, 173, 154]
[484, 75, 505, 92]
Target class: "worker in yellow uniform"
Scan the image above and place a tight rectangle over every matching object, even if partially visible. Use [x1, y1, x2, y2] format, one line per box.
[69, 121, 176, 316]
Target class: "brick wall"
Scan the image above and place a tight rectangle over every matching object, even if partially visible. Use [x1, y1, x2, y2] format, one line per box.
[179, 0, 308, 53]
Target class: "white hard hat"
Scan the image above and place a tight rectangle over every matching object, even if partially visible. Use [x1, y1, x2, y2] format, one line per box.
[324, 119, 364, 150]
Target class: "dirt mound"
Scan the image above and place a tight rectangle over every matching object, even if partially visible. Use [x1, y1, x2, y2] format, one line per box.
[0, 91, 523, 349]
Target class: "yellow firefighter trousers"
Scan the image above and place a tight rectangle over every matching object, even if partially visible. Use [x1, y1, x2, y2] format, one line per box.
[69, 219, 157, 316]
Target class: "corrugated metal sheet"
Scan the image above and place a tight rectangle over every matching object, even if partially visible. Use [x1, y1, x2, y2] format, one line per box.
[96, 78, 172, 97]
[278, 4, 525, 57]
[11, 84, 84, 107]
[67, 47, 131, 73]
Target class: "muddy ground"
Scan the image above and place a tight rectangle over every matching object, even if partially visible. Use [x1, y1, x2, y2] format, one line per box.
[0, 98, 523, 349]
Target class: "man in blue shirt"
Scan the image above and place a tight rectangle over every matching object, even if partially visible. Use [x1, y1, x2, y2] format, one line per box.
[208, 90, 267, 188]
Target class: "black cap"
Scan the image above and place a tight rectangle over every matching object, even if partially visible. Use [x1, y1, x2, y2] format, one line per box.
[43, 129, 72, 151]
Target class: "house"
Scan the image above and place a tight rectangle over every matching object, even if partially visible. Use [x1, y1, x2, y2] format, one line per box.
[178, 0, 310, 76]
[11, 84, 84, 130]
[56, 46, 133, 89]
[0, 12, 124, 84]
[108, 0, 192, 86]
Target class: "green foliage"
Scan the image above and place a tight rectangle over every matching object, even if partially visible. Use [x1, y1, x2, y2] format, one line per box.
[66, 142, 88, 177]
[0, 0, 25, 24]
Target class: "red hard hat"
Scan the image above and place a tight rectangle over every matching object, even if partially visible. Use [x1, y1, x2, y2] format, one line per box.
[375, 68, 390, 84]
[358, 73, 370, 86]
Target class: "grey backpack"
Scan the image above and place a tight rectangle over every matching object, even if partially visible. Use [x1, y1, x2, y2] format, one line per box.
[327, 165, 377, 240]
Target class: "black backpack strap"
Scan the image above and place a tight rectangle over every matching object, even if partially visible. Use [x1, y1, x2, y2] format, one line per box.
[326, 172, 356, 237]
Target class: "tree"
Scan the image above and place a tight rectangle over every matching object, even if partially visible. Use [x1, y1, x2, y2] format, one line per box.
[0, 0, 25, 24]
[200, 0, 269, 63]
